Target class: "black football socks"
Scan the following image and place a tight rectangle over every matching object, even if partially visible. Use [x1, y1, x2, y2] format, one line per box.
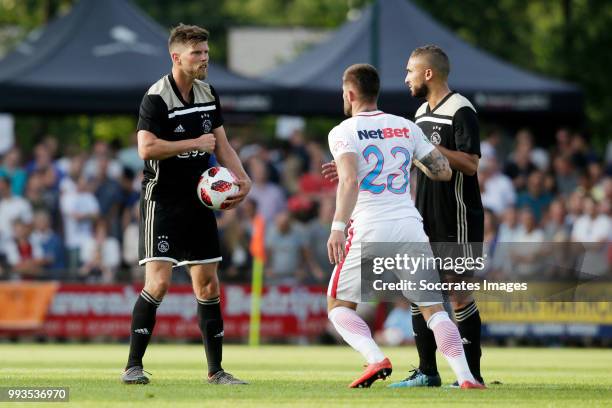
[126, 289, 160, 369]
[197, 296, 224, 376]
[411, 303, 439, 376]
[455, 301, 483, 383]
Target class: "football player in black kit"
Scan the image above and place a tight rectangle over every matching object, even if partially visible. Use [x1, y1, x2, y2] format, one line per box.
[393, 45, 484, 388]
[121, 24, 251, 385]
[322, 45, 484, 388]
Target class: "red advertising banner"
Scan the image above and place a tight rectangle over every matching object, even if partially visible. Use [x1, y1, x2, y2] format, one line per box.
[37, 284, 327, 339]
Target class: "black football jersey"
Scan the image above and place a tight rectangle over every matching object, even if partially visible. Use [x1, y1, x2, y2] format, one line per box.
[414, 92, 484, 243]
[137, 73, 223, 200]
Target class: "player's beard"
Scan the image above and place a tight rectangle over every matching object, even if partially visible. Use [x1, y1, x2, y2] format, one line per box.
[195, 65, 208, 80]
[411, 82, 429, 98]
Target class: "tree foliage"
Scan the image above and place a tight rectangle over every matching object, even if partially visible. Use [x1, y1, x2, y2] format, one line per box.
[1, 0, 610, 148]
[411, 0, 612, 145]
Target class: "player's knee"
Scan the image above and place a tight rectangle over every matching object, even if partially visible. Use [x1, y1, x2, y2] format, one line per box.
[327, 297, 356, 314]
[327, 305, 342, 320]
[327, 298, 341, 314]
[195, 278, 220, 300]
[451, 297, 475, 311]
[145, 277, 171, 299]
[450, 288, 474, 308]
[419, 303, 444, 321]
[327, 304, 338, 318]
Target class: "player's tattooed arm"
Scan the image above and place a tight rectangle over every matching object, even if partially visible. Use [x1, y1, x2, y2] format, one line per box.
[414, 148, 452, 181]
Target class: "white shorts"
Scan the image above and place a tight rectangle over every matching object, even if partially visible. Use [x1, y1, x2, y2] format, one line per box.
[327, 217, 442, 306]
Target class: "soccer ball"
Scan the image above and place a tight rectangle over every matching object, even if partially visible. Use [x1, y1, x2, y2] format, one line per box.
[197, 166, 239, 210]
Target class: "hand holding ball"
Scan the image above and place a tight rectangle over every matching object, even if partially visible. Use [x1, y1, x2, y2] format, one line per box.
[197, 166, 239, 210]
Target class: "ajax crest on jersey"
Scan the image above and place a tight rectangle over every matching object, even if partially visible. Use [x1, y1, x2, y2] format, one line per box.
[430, 132, 441, 145]
[197, 166, 239, 210]
[202, 119, 212, 133]
[157, 240, 169, 253]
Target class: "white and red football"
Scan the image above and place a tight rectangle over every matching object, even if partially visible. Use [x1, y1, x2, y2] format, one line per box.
[197, 166, 239, 210]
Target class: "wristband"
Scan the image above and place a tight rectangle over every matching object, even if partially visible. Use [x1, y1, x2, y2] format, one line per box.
[331, 221, 347, 232]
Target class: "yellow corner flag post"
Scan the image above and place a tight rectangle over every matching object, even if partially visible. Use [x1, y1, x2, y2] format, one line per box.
[249, 214, 266, 346]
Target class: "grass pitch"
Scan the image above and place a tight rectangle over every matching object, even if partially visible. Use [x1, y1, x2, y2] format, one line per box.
[1, 344, 611, 407]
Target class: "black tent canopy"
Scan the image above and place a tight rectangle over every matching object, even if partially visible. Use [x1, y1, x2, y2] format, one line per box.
[265, 0, 582, 118]
[0, 0, 282, 114]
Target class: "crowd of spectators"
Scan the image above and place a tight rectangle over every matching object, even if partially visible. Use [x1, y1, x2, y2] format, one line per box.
[479, 128, 612, 280]
[0, 126, 610, 283]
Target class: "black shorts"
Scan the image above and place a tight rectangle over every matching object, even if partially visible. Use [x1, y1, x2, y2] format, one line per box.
[138, 195, 221, 267]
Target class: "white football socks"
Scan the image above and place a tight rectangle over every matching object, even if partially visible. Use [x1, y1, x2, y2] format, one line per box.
[329, 306, 385, 364]
[427, 311, 476, 384]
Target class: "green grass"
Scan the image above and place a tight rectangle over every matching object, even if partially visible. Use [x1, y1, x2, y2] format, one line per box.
[1, 344, 611, 407]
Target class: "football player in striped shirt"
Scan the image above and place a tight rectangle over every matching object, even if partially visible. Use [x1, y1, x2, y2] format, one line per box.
[395, 45, 484, 388]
